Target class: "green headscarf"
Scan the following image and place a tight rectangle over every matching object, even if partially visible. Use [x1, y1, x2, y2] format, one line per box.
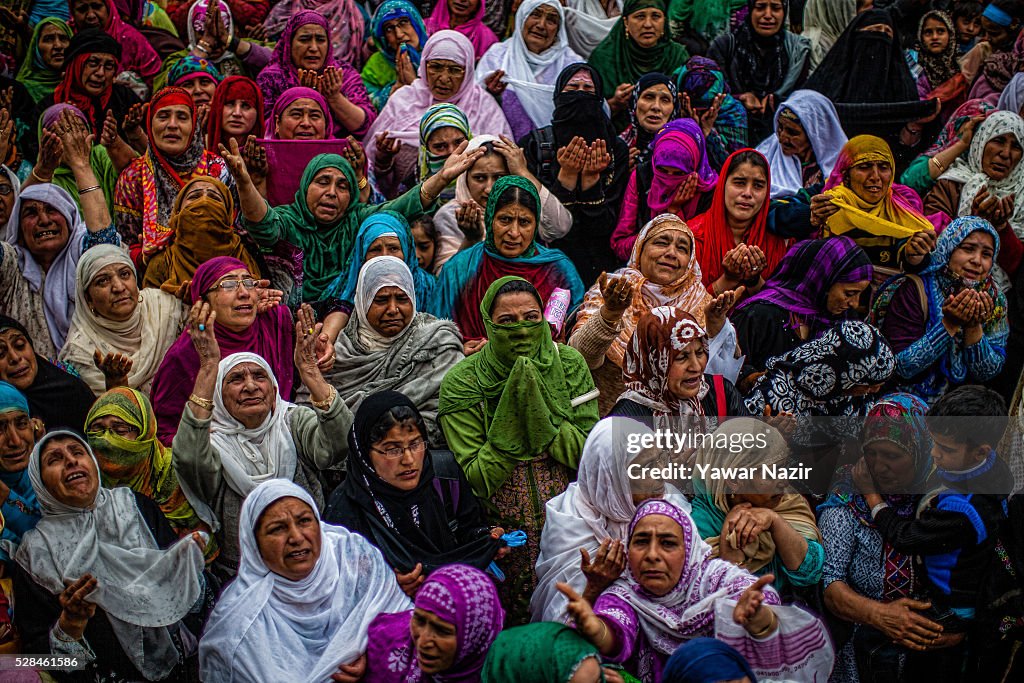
[481, 623, 608, 683]
[16, 18, 72, 103]
[668, 0, 746, 40]
[483, 175, 542, 255]
[588, 0, 690, 99]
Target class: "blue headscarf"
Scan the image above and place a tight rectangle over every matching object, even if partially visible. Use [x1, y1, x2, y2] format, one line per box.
[371, 0, 428, 69]
[320, 211, 436, 307]
[0, 381, 30, 417]
[662, 638, 757, 683]
[0, 380, 41, 556]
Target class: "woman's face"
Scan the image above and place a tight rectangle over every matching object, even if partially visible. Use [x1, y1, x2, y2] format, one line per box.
[723, 161, 768, 227]
[562, 69, 596, 93]
[751, 0, 785, 38]
[276, 98, 327, 140]
[86, 262, 139, 323]
[369, 421, 426, 491]
[38, 24, 70, 71]
[490, 291, 542, 327]
[411, 607, 458, 674]
[0, 409, 34, 473]
[921, 16, 951, 55]
[981, 133, 1023, 181]
[947, 230, 995, 281]
[366, 285, 414, 337]
[491, 201, 537, 258]
[88, 414, 141, 441]
[625, 8, 665, 49]
[825, 280, 870, 316]
[182, 75, 218, 108]
[846, 160, 892, 204]
[205, 268, 258, 331]
[40, 436, 98, 508]
[979, 17, 1016, 50]
[635, 83, 674, 134]
[863, 439, 918, 493]
[381, 16, 421, 52]
[222, 97, 258, 137]
[290, 23, 329, 71]
[776, 115, 811, 160]
[447, 0, 479, 24]
[72, 0, 108, 30]
[426, 126, 468, 159]
[639, 229, 691, 286]
[220, 361, 275, 428]
[411, 224, 436, 269]
[665, 340, 708, 401]
[425, 59, 466, 101]
[152, 104, 194, 156]
[522, 3, 560, 54]
[19, 199, 70, 265]
[628, 514, 686, 597]
[0, 174, 14, 226]
[256, 496, 322, 582]
[0, 329, 37, 391]
[366, 235, 404, 260]
[305, 167, 351, 224]
[181, 180, 226, 211]
[80, 52, 117, 97]
[465, 153, 508, 206]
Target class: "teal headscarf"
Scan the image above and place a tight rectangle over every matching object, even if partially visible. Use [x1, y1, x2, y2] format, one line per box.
[483, 175, 541, 255]
[481, 622, 609, 682]
[0, 381, 30, 416]
[418, 103, 472, 188]
[16, 18, 72, 104]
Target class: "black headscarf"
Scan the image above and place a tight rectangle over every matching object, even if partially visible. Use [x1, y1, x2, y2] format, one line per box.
[65, 27, 123, 63]
[551, 63, 619, 151]
[327, 390, 501, 574]
[629, 72, 681, 159]
[0, 315, 96, 434]
[732, 0, 789, 97]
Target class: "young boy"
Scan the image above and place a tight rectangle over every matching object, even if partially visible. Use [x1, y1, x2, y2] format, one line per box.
[952, 1, 984, 54]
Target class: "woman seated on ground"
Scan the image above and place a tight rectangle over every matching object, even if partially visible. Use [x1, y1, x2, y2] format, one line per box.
[570, 214, 740, 415]
[85, 387, 217, 561]
[199, 479, 411, 683]
[907, 9, 968, 108]
[559, 499, 834, 682]
[362, 0, 430, 111]
[692, 419, 824, 594]
[0, 383, 42, 556]
[611, 119, 718, 262]
[13, 431, 211, 682]
[172, 309, 351, 575]
[324, 391, 503, 596]
[689, 148, 788, 296]
[225, 133, 480, 303]
[60, 244, 185, 394]
[730, 237, 873, 389]
[205, 75, 265, 153]
[321, 257, 463, 443]
[15, 18, 72, 105]
[619, 72, 680, 168]
[662, 638, 758, 683]
[532, 416, 691, 624]
[482, 622, 630, 682]
[264, 86, 335, 141]
[608, 307, 748, 422]
[256, 10, 375, 137]
[872, 216, 1008, 404]
[432, 135, 573, 273]
[439, 276, 598, 623]
[69, 0, 162, 83]
[744, 320, 896, 418]
[430, 176, 583, 343]
[425, 0, 499, 59]
[477, 0, 584, 140]
[366, 30, 513, 186]
[140, 176, 261, 294]
[675, 56, 748, 171]
[899, 98, 994, 199]
[167, 55, 223, 108]
[364, 564, 503, 682]
[262, 0, 363, 70]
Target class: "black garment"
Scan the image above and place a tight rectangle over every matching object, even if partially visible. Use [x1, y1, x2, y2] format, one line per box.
[0, 75, 39, 166]
[0, 316, 96, 434]
[730, 301, 804, 384]
[65, 28, 122, 63]
[607, 374, 750, 420]
[36, 84, 142, 143]
[325, 390, 500, 574]
[12, 492, 200, 683]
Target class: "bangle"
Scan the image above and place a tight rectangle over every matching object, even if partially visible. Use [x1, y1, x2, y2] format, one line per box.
[31, 167, 52, 183]
[310, 385, 337, 411]
[195, 42, 210, 54]
[420, 185, 435, 206]
[357, 176, 368, 190]
[78, 185, 101, 195]
[749, 608, 777, 639]
[188, 393, 214, 411]
[929, 156, 946, 173]
[228, 34, 241, 53]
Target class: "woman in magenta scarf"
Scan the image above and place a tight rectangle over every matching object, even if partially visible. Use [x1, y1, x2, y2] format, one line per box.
[425, 0, 498, 61]
[264, 86, 336, 140]
[68, 0, 161, 82]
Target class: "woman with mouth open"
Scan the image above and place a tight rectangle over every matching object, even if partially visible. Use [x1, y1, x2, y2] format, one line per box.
[361, 0, 430, 111]
[0, 382, 44, 560]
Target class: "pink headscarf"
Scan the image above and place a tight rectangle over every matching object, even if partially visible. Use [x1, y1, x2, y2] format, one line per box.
[264, 86, 336, 139]
[647, 119, 718, 218]
[263, 0, 365, 68]
[425, 0, 498, 61]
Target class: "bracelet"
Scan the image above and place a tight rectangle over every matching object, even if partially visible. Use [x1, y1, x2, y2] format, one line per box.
[749, 608, 777, 639]
[78, 185, 101, 195]
[228, 34, 241, 53]
[31, 167, 52, 183]
[420, 185, 435, 206]
[357, 176, 368, 190]
[195, 42, 210, 54]
[188, 393, 214, 411]
[310, 385, 337, 411]
[929, 156, 946, 173]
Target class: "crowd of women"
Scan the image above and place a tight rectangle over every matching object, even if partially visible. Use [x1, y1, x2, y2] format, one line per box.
[0, 0, 1023, 681]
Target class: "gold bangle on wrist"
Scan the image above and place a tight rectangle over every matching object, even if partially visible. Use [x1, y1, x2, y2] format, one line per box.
[188, 393, 214, 411]
[31, 168, 51, 183]
[749, 608, 777, 639]
[357, 176, 368, 190]
[310, 385, 337, 411]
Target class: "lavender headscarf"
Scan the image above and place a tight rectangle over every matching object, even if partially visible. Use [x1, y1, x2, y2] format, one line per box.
[264, 86, 336, 139]
[647, 119, 718, 217]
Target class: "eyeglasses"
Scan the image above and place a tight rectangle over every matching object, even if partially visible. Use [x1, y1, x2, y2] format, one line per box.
[371, 439, 427, 459]
[426, 61, 466, 78]
[207, 277, 259, 293]
[84, 57, 118, 72]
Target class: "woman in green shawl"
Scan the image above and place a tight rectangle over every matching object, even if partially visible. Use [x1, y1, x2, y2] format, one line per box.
[219, 136, 483, 303]
[588, 0, 689, 120]
[16, 18, 72, 104]
[438, 276, 599, 624]
[482, 622, 635, 682]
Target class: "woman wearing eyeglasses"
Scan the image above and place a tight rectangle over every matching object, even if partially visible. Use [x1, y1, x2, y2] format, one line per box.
[168, 291, 352, 577]
[323, 390, 504, 598]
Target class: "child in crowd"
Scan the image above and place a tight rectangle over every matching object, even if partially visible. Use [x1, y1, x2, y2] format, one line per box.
[952, 1, 984, 53]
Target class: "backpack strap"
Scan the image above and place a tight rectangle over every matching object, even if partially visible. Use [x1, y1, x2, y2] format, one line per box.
[536, 126, 557, 186]
[712, 374, 727, 420]
[430, 449, 463, 531]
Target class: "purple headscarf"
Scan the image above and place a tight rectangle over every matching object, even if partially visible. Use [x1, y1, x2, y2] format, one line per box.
[264, 86, 336, 139]
[364, 564, 504, 682]
[257, 10, 340, 118]
[39, 103, 90, 132]
[647, 119, 718, 217]
[150, 257, 295, 445]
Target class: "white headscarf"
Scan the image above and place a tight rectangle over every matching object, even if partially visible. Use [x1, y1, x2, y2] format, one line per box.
[476, 0, 583, 129]
[2, 183, 88, 351]
[353, 255, 417, 352]
[199, 479, 412, 683]
[803, 0, 857, 70]
[998, 73, 1024, 116]
[562, 0, 622, 59]
[756, 89, 848, 199]
[210, 352, 299, 497]
[59, 244, 185, 393]
[0, 164, 20, 224]
[15, 430, 205, 681]
[531, 417, 691, 623]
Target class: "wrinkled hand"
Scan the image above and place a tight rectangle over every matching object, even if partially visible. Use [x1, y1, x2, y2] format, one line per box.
[219, 137, 252, 185]
[580, 539, 626, 595]
[195, 104, 210, 133]
[557, 582, 606, 644]
[298, 68, 320, 89]
[668, 174, 699, 212]
[395, 47, 417, 86]
[99, 110, 121, 149]
[972, 188, 1015, 229]
[608, 82, 633, 113]
[733, 574, 775, 631]
[294, 304, 325, 376]
[124, 102, 146, 133]
[484, 69, 507, 96]
[188, 301, 221, 368]
[93, 350, 133, 386]
[438, 140, 485, 184]
[874, 598, 942, 650]
[904, 229, 936, 265]
[957, 114, 986, 148]
[36, 129, 64, 177]
[494, 135, 528, 176]
[344, 136, 367, 177]
[54, 109, 94, 167]
[255, 281, 283, 313]
[241, 135, 268, 182]
[319, 66, 344, 100]
[599, 272, 634, 319]
[456, 200, 485, 241]
[851, 457, 876, 494]
[809, 192, 839, 228]
[58, 574, 98, 640]
[330, 654, 366, 683]
[374, 130, 402, 167]
[725, 503, 776, 549]
[244, 23, 266, 42]
[395, 563, 426, 597]
[704, 286, 744, 338]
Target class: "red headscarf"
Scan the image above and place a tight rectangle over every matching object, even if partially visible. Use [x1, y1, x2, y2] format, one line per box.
[205, 75, 265, 152]
[689, 149, 788, 290]
[53, 52, 112, 135]
[147, 87, 198, 189]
